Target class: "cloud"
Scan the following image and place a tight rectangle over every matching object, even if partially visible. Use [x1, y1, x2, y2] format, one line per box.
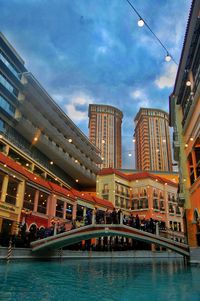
[155, 64, 177, 89]
[130, 89, 150, 108]
[64, 92, 94, 122]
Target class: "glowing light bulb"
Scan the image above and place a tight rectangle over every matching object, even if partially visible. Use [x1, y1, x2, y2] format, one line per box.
[165, 54, 171, 62]
[138, 18, 144, 27]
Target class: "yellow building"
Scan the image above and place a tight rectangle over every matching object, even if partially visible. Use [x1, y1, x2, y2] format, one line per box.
[97, 168, 184, 235]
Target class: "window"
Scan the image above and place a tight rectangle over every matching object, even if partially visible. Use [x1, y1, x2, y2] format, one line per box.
[76, 205, 84, 222]
[66, 203, 73, 220]
[0, 51, 20, 79]
[37, 191, 48, 214]
[0, 118, 5, 132]
[0, 72, 18, 96]
[0, 95, 15, 116]
[187, 138, 200, 185]
[23, 185, 35, 211]
[56, 199, 64, 218]
[5, 176, 19, 206]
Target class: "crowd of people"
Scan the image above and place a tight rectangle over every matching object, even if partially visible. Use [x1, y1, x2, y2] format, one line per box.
[0, 208, 166, 248]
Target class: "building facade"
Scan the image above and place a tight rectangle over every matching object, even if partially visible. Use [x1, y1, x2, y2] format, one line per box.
[0, 32, 110, 241]
[97, 168, 184, 239]
[88, 104, 123, 169]
[134, 108, 172, 172]
[169, 0, 200, 247]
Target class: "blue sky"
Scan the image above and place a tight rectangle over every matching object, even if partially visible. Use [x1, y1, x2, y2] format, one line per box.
[0, 0, 191, 168]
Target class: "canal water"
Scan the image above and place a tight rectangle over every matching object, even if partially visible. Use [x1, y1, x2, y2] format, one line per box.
[0, 258, 199, 301]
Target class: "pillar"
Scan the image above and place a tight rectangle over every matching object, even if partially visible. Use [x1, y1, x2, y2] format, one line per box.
[1, 175, 9, 202]
[33, 190, 39, 212]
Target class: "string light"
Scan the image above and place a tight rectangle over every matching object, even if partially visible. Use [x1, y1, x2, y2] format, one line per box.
[125, 0, 177, 65]
[138, 18, 144, 27]
[186, 80, 191, 86]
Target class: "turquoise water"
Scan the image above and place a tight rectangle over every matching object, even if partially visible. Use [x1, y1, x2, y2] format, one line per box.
[0, 259, 200, 301]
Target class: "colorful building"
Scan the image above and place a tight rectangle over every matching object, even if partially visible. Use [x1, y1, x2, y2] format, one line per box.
[88, 104, 123, 169]
[134, 108, 172, 172]
[169, 0, 200, 247]
[0, 32, 112, 242]
[97, 168, 183, 236]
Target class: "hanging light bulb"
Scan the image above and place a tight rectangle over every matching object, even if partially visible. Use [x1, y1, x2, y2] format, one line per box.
[138, 18, 144, 27]
[186, 80, 191, 87]
[165, 53, 171, 62]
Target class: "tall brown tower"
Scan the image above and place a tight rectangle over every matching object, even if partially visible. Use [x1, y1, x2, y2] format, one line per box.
[88, 104, 123, 168]
[134, 108, 172, 172]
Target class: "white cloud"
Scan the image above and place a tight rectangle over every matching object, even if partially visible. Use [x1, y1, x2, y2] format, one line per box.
[64, 92, 94, 122]
[130, 89, 150, 108]
[155, 64, 177, 89]
[97, 46, 107, 54]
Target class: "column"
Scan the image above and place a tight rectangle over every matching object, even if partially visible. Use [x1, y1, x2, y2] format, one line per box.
[63, 202, 66, 219]
[16, 181, 25, 208]
[1, 175, 9, 202]
[33, 190, 39, 212]
[72, 201, 77, 221]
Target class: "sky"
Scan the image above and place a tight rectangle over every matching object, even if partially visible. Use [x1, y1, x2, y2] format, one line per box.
[0, 0, 191, 168]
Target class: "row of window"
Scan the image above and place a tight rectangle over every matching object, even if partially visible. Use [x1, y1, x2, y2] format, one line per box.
[188, 138, 200, 185]
[0, 94, 15, 116]
[0, 51, 20, 79]
[0, 172, 73, 220]
[0, 72, 18, 97]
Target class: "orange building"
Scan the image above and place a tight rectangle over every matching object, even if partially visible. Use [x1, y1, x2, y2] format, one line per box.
[97, 168, 184, 240]
[88, 104, 123, 169]
[169, 0, 200, 247]
[134, 108, 172, 172]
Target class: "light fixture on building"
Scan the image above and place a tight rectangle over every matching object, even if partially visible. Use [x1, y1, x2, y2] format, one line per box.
[138, 18, 144, 27]
[102, 139, 105, 144]
[183, 178, 186, 182]
[186, 80, 191, 87]
[50, 161, 54, 165]
[76, 179, 79, 183]
[128, 153, 132, 157]
[26, 163, 29, 167]
[68, 138, 72, 143]
[132, 138, 136, 143]
[185, 144, 188, 148]
[75, 159, 78, 163]
[34, 177, 37, 180]
[190, 137, 194, 141]
[165, 53, 172, 62]
[165, 183, 167, 186]
[4, 164, 7, 167]
[34, 137, 38, 141]
[162, 139, 166, 143]
[155, 179, 158, 182]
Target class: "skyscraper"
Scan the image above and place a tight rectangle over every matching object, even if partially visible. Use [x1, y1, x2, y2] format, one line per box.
[88, 104, 123, 169]
[134, 108, 172, 172]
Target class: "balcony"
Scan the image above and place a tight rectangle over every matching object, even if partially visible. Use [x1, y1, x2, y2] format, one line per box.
[177, 193, 185, 207]
[173, 131, 180, 161]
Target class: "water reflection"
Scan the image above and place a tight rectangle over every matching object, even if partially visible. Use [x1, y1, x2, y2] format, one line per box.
[0, 259, 199, 301]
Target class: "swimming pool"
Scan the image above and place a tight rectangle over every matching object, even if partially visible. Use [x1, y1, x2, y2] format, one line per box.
[0, 259, 199, 301]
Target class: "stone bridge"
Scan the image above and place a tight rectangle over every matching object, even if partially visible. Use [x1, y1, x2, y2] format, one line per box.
[31, 224, 190, 257]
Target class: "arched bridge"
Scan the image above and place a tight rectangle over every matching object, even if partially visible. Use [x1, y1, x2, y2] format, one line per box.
[31, 224, 190, 257]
